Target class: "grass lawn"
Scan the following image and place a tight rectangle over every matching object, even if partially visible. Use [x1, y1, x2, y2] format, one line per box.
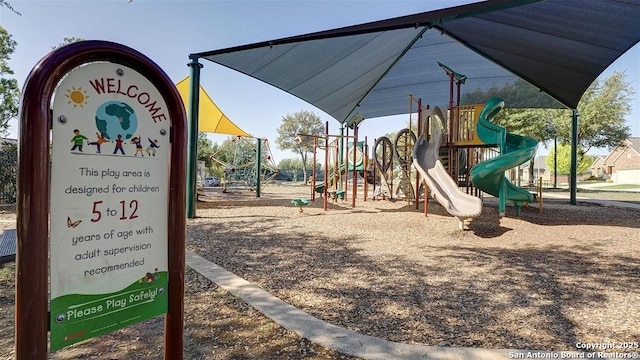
[592, 184, 640, 189]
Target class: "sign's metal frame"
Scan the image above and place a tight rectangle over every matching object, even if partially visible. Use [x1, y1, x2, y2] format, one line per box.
[16, 40, 187, 359]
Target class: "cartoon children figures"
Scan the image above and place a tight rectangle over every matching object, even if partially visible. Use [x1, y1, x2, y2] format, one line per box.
[131, 136, 144, 156]
[112, 134, 126, 155]
[146, 138, 160, 156]
[88, 132, 109, 153]
[70, 129, 88, 152]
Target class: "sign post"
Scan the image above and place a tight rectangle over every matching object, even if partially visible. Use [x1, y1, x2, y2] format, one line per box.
[17, 41, 186, 359]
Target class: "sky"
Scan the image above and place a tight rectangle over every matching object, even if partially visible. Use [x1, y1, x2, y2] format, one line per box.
[1, 0, 639, 162]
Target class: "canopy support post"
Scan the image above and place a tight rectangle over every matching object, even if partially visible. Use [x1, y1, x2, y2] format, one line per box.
[186, 55, 202, 219]
[339, 124, 344, 191]
[570, 109, 578, 205]
[255, 138, 261, 198]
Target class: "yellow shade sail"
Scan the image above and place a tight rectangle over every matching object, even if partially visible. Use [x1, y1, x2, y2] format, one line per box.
[176, 77, 251, 137]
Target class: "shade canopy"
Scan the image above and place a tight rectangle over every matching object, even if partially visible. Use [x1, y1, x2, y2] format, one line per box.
[175, 77, 250, 137]
[194, 0, 640, 123]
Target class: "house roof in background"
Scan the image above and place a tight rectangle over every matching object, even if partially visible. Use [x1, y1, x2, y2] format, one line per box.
[625, 137, 640, 154]
[603, 137, 640, 164]
[195, 0, 640, 124]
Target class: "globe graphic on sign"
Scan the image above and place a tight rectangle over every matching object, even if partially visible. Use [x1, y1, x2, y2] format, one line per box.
[95, 101, 138, 140]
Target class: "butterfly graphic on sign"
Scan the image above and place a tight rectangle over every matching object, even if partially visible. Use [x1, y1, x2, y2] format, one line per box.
[67, 217, 82, 228]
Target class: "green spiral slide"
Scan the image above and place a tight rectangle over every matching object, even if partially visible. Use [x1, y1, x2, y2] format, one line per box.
[469, 97, 538, 217]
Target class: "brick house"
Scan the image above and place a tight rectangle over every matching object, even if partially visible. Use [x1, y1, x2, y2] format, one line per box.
[589, 156, 607, 178]
[600, 138, 640, 184]
[526, 155, 552, 184]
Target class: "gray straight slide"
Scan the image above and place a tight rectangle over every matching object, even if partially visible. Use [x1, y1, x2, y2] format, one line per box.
[412, 107, 482, 229]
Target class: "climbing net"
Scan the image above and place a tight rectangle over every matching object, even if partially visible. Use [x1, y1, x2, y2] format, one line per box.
[210, 136, 278, 191]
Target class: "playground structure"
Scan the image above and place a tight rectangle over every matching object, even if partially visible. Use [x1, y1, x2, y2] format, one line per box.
[367, 62, 539, 223]
[319, 136, 348, 201]
[372, 136, 393, 200]
[209, 135, 278, 193]
[410, 63, 539, 219]
[393, 128, 417, 201]
[469, 97, 538, 216]
[300, 119, 370, 211]
[371, 127, 418, 203]
[292, 63, 540, 221]
[412, 105, 483, 229]
[369, 95, 428, 204]
[291, 198, 310, 212]
[370, 102, 420, 203]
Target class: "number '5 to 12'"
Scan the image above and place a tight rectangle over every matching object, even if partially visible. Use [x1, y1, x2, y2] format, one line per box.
[90, 200, 139, 222]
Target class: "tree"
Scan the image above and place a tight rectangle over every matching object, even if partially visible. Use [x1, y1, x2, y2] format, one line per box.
[545, 143, 594, 175]
[491, 107, 568, 185]
[52, 36, 85, 49]
[519, 72, 631, 183]
[464, 80, 565, 185]
[0, 141, 17, 204]
[0, 1, 20, 16]
[463, 72, 632, 184]
[197, 133, 216, 170]
[464, 72, 632, 152]
[463, 78, 563, 109]
[572, 71, 632, 151]
[276, 158, 303, 181]
[0, 26, 19, 136]
[275, 110, 324, 183]
[277, 158, 303, 171]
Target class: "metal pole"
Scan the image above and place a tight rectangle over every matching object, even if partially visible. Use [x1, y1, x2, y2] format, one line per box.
[255, 138, 261, 198]
[363, 137, 368, 202]
[324, 121, 329, 210]
[311, 137, 317, 201]
[570, 109, 578, 205]
[186, 55, 202, 218]
[343, 126, 348, 199]
[538, 176, 543, 213]
[339, 124, 344, 191]
[553, 136, 557, 189]
[415, 98, 421, 210]
[448, 73, 454, 176]
[352, 125, 358, 208]
[372, 138, 377, 199]
[424, 104, 430, 217]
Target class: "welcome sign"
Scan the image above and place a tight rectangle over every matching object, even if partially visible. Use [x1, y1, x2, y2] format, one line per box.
[49, 62, 170, 350]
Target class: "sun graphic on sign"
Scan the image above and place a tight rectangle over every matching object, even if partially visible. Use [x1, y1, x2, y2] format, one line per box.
[65, 87, 89, 108]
